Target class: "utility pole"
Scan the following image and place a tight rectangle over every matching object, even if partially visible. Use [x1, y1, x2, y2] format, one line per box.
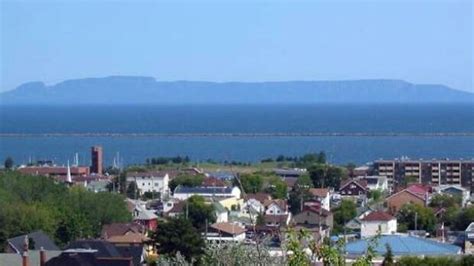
[414, 212, 418, 231]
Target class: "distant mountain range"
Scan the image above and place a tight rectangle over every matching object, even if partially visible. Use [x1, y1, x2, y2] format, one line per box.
[1, 76, 473, 104]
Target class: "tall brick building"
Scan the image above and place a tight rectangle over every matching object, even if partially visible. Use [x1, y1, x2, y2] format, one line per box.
[91, 146, 103, 174]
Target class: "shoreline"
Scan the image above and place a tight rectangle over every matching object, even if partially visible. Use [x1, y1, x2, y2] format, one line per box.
[1, 132, 474, 137]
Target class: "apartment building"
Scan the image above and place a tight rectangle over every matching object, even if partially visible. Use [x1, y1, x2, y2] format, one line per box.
[374, 159, 474, 189]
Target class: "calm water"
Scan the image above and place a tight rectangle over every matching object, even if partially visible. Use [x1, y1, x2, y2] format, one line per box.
[1, 104, 473, 165]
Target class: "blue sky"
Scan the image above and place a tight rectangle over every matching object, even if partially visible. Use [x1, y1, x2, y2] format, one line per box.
[1, 0, 473, 92]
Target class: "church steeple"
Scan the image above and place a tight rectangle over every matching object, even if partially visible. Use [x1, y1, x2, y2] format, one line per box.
[66, 160, 72, 184]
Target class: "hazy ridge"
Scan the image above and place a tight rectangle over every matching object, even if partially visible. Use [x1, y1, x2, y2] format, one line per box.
[1, 76, 473, 104]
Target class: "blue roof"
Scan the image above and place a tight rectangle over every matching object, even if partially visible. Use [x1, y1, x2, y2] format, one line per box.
[346, 235, 461, 257]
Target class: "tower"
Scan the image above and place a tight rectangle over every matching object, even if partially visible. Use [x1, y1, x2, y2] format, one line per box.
[66, 160, 72, 183]
[91, 146, 103, 174]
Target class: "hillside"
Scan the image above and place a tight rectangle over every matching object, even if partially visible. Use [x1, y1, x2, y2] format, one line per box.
[1, 76, 473, 104]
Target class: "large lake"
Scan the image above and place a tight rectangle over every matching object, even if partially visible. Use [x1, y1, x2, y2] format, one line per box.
[1, 104, 473, 165]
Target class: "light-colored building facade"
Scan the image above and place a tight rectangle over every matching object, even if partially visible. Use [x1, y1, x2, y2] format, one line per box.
[126, 172, 170, 198]
[360, 211, 397, 237]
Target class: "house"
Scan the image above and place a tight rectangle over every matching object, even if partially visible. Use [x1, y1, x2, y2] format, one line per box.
[163, 200, 186, 217]
[465, 222, 474, 254]
[243, 192, 272, 204]
[213, 202, 228, 223]
[292, 205, 333, 228]
[308, 188, 330, 211]
[264, 214, 291, 227]
[357, 176, 388, 191]
[126, 171, 170, 199]
[283, 177, 298, 191]
[132, 204, 158, 231]
[241, 198, 265, 219]
[273, 168, 307, 178]
[0, 250, 61, 266]
[173, 186, 241, 200]
[433, 185, 470, 207]
[345, 234, 461, 258]
[339, 179, 369, 198]
[264, 199, 288, 215]
[5, 231, 59, 254]
[360, 211, 397, 237]
[386, 185, 429, 214]
[263, 199, 291, 227]
[205, 223, 246, 243]
[47, 240, 144, 266]
[85, 179, 111, 193]
[201, 176, 227, 187]
[101, 223, 148, 244]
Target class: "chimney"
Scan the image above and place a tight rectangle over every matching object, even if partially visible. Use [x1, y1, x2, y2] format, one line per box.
[40, 247, 47, 266]
[22, 235, 29, 266]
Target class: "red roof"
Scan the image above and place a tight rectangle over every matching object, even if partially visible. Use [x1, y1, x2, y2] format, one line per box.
[201, 177, 227, 187]
[361, 211, 395, 221]
[309, 188, 329, 198]
[244, 192, 272, 203]
[406, 184, 431, 196]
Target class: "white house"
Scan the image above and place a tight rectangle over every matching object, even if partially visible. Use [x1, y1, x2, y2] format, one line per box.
[213, 202, 229, 223]
[173, 186, 241, 200]
[241, 198, 265, 215]
[360, 211, 397, 237]
[264, 199, 288, 215]
[263, 199, 291, 227]
[205, 222, 246, 243]
[308, 188, 331, 211]
[126, 171, 170, 199]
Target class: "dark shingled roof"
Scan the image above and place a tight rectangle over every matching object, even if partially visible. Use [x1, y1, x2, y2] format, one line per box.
[66, 240, 122, 258]
[7, 231, 59, 253]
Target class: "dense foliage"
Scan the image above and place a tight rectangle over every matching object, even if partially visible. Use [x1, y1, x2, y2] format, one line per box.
[186, 195, 216, 231]
[151, 216, 205, 263]
[146, 156, 190, 165]
[308, 164, 347, 190]
[169, 174, 205, 192]
[333, 199, 357, 234]
[0, 171, 131, 249]
[237, 173, 263, 193]
[396, 203, 436, 233]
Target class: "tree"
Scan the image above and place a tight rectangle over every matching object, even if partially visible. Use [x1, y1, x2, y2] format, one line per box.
[396, 203, 436, 233]
[256, 213, 265, 226]
[187, 195, 216, 231]
[152, 217, 205, 262]
[308, 164, 345, 190]
[382, 243, 394, 266]
[368, 189, 383, 202]
[333, 200, 357, 233]
[4, 157, 13, 170]
[126, 181, 138, 199]
[237, 174, 263, 193]
[265, 177, 287, 199]
[429, 194, 461, 209]
[169, 174, 204, 192]
[453, 206, 474, 231]
[296, 174, 312, 189]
